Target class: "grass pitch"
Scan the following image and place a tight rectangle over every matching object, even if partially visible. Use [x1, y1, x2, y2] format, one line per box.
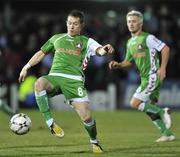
[0, 109, 180, 157]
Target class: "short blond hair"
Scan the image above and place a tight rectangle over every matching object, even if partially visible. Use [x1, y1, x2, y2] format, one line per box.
[126, 10, 143, 24]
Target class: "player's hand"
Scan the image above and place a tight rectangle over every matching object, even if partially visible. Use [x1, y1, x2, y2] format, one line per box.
[103, 44, 114, 55]
[18, 69, 28, 83]
[109, 60, 119, 69]
[157, 67, 166, 81]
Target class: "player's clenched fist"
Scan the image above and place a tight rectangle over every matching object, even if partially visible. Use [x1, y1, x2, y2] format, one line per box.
[109, 60, 119, 69]
[103, 44, 114, 54]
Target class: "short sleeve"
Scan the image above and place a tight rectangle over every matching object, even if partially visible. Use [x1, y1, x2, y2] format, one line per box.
[41, 38, 55, 54]
[146, 34, 166, 52]
[86, 38, 102, 57]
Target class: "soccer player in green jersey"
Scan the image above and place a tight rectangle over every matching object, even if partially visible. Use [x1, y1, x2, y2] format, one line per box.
[109, 10, 175, 142]
[19, 10, 114, 153]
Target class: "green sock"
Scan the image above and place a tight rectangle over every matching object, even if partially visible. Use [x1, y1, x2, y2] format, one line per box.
[153, 119, 167, 134]
[35, 90, 52, 121]
[144, 103, 163, 114]
[162, 129, 173, 136]
[0, 100, 15, 116]
[84, 119, 97, 140]
[144, 105, 173, 136]
[154, 119, 173, 136]
[145, 103, 169, 124]
[139, 102, 164, 118]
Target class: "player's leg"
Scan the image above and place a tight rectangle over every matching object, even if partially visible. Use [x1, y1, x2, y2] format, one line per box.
[134, 76, 172, 128]
[131, 98, 163, 117]
[150, 113, 175, 142]
[0, 99, 15, 116]
[72, 102, 103, 153]
[72, 102, 97, 141]
[150, 91, 172, 129]
[62, 78, 103, 153]
[34, 76, 64, 138]
[131, 97, 175, 142]
[148, 95, 175, 142]
[146, 112, 166, 134]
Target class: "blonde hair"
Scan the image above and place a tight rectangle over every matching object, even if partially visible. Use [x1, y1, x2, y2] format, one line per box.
[126, 10, 143, 24]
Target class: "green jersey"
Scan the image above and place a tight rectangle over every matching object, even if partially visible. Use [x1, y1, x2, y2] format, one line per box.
[126, 32, 165, 78]
[41, 33, 101, 80]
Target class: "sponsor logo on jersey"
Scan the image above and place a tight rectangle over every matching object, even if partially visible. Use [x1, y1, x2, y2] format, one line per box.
[133, 52, 146, 58]
[132, 44, 146, 58]
[56, 48, 80, 56]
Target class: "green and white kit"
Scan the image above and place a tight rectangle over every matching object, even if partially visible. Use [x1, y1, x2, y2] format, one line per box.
[41, 33, 102, 104]
[126, 32, 165, 102]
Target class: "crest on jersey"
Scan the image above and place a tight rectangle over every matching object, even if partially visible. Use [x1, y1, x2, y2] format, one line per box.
[137, 44, 144, 52]
[75, 43, 82, 50]
[133, 43, 146, 57]
[137, 44, 143, 50]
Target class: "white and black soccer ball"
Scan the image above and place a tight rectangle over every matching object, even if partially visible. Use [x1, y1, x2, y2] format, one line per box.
[9, 113, 32, 135]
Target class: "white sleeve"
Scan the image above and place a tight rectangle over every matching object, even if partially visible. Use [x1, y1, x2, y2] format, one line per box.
[87, 38, 102, 57]
[146, 34, 166, 52]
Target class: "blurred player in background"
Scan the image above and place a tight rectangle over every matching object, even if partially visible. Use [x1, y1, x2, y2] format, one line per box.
[0, 99, 15, 116]
[19, 10, 114, 153]
[109, 10, 175, 142]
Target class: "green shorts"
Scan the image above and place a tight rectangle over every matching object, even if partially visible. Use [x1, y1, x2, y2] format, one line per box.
[42, 75, 89, 103]
[133, 73, 161, 103]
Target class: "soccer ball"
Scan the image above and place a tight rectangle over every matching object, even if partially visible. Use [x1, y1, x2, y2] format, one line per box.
[9, 113, 32, 135]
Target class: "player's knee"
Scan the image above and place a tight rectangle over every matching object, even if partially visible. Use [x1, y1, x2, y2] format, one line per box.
[82, 113, 91, 122]
[73, 102, 92, 122]
[83, 116, 92, 123]
[80, 111, 91, 122]
[35, 78, 46, 92]
[130, 100, 140, 109]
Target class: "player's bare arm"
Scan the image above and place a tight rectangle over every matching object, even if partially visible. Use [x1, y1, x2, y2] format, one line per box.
[109, 60, 132, 69]
[157, 45, 170, 81]
[96, 44, 114, 56]
[18, 50, 46, 83]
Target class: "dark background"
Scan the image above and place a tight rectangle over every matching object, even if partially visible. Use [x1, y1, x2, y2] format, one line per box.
[0, 0, 180, 90]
